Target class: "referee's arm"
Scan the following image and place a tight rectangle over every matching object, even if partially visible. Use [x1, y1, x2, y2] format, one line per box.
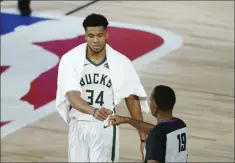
[109, 115, 155, 135]
[124, 117, 155, 135]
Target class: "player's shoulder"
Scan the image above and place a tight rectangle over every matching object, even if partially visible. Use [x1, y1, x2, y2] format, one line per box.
[107, 44, 132, 62]
[60, 46, 79, 61]
[115, 51, 131, 64]
[61, 43, 86, 61]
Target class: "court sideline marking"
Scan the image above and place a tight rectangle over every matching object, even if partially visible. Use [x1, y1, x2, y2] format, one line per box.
[64, 0, 99, 16]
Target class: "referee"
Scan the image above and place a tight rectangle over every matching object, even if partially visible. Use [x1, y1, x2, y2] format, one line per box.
[109, 85, 188, 163]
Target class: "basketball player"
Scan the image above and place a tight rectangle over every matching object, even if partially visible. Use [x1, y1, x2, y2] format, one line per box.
[62, 14, 147, 162]
[109, 85, 188, 163]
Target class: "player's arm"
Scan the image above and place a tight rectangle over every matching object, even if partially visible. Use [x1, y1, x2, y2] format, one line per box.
[125, 95, 148, 139]
[66, 91, 111, 120]
[57, 56, 94, 115]
[66, 91, 95, 115]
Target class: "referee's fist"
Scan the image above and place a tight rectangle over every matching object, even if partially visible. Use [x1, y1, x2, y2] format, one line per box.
[109, 114, 129, 125]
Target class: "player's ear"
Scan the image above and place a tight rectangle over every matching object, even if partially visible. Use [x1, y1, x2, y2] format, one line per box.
[105, 30, 109, 40]
[84, 29, 89, 41]
[84, 33, 88, 41]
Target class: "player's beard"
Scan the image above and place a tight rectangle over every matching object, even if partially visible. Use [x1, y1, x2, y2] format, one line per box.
[88, 43, 106, 54]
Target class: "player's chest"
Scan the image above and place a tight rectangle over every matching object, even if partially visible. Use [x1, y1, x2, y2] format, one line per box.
[80, 63, 112, 88]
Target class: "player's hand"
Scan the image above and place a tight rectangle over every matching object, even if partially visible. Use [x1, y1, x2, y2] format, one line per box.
[93, 107, 113, 121]
[109, 114, 128, 125]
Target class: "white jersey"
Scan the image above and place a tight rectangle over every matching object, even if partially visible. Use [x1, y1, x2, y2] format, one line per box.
[69, 55, 115, 121]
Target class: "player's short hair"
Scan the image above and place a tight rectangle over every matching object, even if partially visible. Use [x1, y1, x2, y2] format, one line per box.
[83, 13, 109, 30]
[152, 85, 176, 111]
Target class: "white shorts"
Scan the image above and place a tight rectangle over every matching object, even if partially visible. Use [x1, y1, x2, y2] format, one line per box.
[68, 117, 120, 162]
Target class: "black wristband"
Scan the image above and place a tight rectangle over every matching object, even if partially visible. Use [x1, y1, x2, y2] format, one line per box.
[140, 139, 146, 142]
[92, 108, 98, 117]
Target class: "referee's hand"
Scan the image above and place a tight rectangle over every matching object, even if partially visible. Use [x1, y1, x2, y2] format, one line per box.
[109, 114, 128, 125]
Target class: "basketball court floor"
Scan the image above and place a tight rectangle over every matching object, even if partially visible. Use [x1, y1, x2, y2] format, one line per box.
[1, 1, 234, 162]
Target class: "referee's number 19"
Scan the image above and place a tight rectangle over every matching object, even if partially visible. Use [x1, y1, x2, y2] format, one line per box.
[177, 133, 186, 153]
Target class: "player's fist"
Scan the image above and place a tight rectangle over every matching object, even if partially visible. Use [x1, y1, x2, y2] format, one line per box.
[93, 107, 113, 121]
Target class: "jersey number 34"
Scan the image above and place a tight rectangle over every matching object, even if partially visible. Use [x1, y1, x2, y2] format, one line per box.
[86, 89, 104, 106]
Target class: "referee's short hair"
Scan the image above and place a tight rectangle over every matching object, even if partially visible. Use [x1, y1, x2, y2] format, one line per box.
[152, 85, 176, 111]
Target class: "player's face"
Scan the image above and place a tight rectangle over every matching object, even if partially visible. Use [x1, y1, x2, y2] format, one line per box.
[85, 26, 108, 53]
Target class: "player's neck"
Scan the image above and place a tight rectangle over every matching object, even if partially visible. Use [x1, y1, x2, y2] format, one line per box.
[157, 111, 173, 123]
[87, 46, 106, 63]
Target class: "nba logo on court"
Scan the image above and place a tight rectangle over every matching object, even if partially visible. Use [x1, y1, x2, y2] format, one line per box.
[0, 8, 183, 138]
